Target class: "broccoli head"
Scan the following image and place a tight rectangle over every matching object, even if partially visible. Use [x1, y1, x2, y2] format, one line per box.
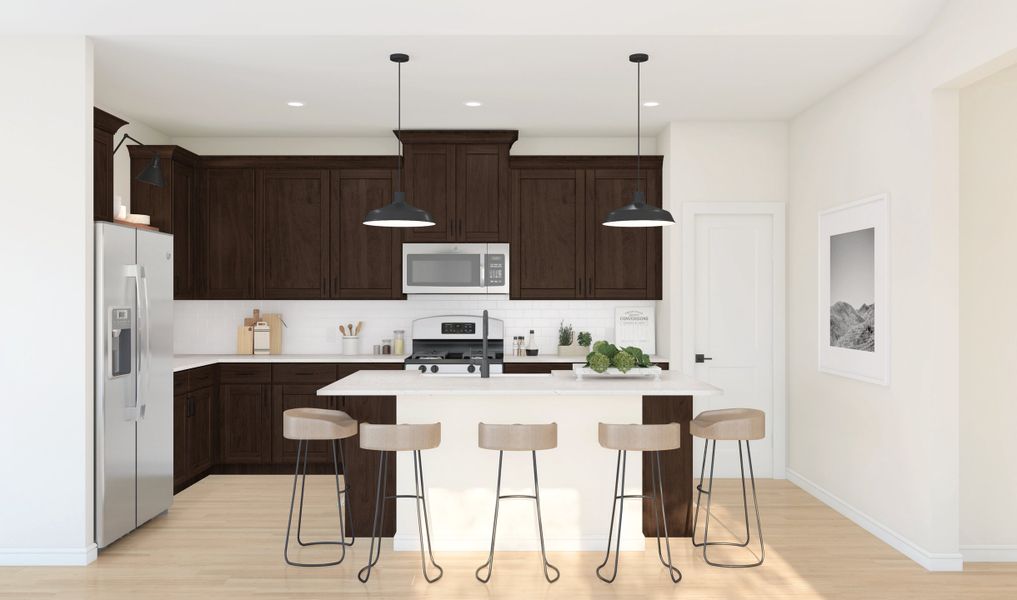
[587, 352, 611, 373]
[623, 346, 651, 368]
[612, 350, 636, 373]
[592, 340, 619, 359]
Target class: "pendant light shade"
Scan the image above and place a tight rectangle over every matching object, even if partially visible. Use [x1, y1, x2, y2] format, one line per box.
[136, 154, 165, 188]
[363, 53, 435, 228]
[603, 53, 675, 228]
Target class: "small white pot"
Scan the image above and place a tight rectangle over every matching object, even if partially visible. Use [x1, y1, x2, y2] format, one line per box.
[342, 336, 360, 355]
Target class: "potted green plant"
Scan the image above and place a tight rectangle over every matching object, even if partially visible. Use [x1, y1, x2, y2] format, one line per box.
[557, 322, 589, 357]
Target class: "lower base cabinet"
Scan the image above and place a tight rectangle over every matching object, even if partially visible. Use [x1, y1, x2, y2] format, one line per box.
[219, 383, 273, 464]
[272, 385, 340, 465]
[339, 394, 397, 538]
[173, 369, 216, 492]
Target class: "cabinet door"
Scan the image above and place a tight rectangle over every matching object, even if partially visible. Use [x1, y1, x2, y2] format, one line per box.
[510, 169, 586, 299]
[173, 393, 188, 486]
[93, 129, 114, 222]
[219, 384, 271, 464]
[330, 169, 402, 299]
[272, 384, 337, 464]
[256, 169, 330, 299]
[586, 168, 662, 299]
[187, 387, 214, 475]
[341, 395, 397, 537]
[173, 160, 199, 299]
[204, 168, 256, 299]
[456, 144, 508, 242]
[402, 144, 456, 242]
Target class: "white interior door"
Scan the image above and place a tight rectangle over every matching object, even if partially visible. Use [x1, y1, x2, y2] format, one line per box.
[684, 206, 784, 478]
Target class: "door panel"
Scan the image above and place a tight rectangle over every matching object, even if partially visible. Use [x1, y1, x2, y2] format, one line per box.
[457, 144, 507, 242]
[331, 169, 402, 299]
[402, 144, 455, 242]
[256, 169, 330, 299]
[691, 213, 774, 476]
[173, 394, 188, 486]
[219, 384, 271, 464]
[205, 168, 256, 298]
[272, 385, 336, 464]
[172, 161, 198, 298]
[587, 169, 660, 299]
[188, 387, 214, 475]
[511, 169, 586, 299]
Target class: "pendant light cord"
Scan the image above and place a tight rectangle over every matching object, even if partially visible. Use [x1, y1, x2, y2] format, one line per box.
[636, 60, 642, 198]
[397, 60, 403, 194]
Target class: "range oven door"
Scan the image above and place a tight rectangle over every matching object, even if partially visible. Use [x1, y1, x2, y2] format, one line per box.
[402, 243, 509, 294]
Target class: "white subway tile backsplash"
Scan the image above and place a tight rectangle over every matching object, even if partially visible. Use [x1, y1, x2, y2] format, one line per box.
[173, 299, 655, 355]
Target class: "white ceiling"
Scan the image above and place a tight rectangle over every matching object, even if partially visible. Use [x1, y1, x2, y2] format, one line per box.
[67, 0, 948, 137]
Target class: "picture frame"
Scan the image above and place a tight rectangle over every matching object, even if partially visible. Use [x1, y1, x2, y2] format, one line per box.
[818, 193, 890, 385]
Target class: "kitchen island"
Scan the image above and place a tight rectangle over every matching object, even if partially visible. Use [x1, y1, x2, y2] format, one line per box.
[318, 369, 721, 552]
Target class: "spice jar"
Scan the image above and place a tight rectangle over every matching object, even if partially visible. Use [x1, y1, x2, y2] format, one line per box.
[382, 338, 392, 355]
[393, 330, 405, 355]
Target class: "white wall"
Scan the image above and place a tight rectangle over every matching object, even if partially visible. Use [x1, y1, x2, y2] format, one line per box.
[958, 63, 1017, 561]
[787, 0, 1017, 571]
[0, 36, 96, 565]
[99, 111, 170, 214]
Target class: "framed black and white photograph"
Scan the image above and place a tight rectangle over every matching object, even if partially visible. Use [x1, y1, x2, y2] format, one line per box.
[818, 193, 889, 384]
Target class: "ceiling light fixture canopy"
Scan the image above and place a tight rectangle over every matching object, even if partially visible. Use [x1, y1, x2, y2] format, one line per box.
[112, 133, 165, 188]
[364, 53, 436, 228]
[603, 53, 675, 228]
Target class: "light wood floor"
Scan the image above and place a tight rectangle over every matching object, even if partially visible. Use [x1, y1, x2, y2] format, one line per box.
[4, 475, 1015, 599]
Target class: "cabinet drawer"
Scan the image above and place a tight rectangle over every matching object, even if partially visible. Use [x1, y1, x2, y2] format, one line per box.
[189, 365, 216, 389]
[219, 363, 272, 384]
[174, 372, 189, 395]
[272, 363, 337, 383]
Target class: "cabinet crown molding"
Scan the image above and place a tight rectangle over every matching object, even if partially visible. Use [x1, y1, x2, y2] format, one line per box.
[93, 107, 128, 135]
[128, 144, 201, 166]
[395, 129, 519, 146]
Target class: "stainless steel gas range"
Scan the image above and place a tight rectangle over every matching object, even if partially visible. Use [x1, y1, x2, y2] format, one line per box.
[404, 315, 504, 375]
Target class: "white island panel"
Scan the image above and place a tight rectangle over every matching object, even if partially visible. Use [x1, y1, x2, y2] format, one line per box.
[394, 394, 644, 552]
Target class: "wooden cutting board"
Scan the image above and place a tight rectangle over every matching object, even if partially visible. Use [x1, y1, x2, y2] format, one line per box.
[263, 314, 283, 354]
[236, 325, 254, 355]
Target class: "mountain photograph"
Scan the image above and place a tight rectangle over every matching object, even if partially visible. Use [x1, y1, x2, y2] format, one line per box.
[829, 227, 876, 352]
[830, 301, 875, 351]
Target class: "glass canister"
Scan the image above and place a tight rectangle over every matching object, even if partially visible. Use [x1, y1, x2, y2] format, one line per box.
[393, 330, 405, 355]
[382, 338, 392, 355]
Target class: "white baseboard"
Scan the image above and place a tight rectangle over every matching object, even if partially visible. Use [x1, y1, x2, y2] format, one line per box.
[786, 469, 963, 572]
[961, 545, 1017, 562]
[0, 543, 97, 566]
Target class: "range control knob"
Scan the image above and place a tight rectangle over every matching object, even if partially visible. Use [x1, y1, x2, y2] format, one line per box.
[418, 365, 427, 373]
[467, 364, 476, 374]
[430, 365, 439, 373]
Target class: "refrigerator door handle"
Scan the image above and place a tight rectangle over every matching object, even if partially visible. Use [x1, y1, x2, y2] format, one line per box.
[124, 264, 146, 421]
[139, 269, 151, 420]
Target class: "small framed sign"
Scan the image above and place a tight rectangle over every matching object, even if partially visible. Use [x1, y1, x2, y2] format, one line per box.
[615, 307, 655, 354]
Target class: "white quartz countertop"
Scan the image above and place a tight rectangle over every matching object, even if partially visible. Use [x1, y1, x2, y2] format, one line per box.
[317, 369, 720, 397]
[174, 353, 669, 372]
[173, 354, 408, 371]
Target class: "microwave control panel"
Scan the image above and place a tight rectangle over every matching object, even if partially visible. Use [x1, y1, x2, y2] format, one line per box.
[484, 254, 506, 287]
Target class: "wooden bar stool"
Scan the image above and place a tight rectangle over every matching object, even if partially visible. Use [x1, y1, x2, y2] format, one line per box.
[595, 422, 683, 584]
[357, 422, 443, 583]
[690, 408, 766, 568]
[282, 407, 358, 568]
[475, 423, 560, 584]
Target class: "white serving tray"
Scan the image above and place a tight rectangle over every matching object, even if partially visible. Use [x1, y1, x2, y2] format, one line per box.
[572, 364, 662, 379]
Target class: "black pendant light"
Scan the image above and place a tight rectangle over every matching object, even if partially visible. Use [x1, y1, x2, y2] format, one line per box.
[363, 53, 436, 228]
[603, 53, 675, 228]
[113, 133, 165, 188]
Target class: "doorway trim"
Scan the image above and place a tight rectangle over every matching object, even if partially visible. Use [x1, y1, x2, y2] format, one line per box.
[681, 202, 787, 478]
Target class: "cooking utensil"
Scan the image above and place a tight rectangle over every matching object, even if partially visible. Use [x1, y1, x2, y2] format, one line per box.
[355, 321, 363, 336]
[339, 324, 347, 336]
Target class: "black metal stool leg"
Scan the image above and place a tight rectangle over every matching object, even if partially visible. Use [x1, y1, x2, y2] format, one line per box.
[337, 438, 355, 545]
[694, 439, 765, 568]
[357, 451, 389, 582]
[476, 450, 505, 583]
[412, 450, 444, 582]
[596, 450, 626, 583]
[284, 440, 347, 567]
[691, 439, 711, 547]
[531, 450, 560, 583]
[651, 451, 682, 583]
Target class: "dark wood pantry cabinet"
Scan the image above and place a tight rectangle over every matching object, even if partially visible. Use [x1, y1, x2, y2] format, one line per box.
[92, 107, 128, 223]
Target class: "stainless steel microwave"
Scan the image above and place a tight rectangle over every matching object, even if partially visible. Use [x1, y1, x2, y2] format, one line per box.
[402, 243, 509, 295]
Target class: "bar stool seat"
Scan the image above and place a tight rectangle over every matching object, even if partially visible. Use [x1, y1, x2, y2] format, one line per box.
[282, 408, 357, 568]
[357, 423, 443, 584]
[598, 422, 681, 452]
[476, 423, 560, 584]
[283, 408, 357, 441]
[595, 422, 682, 584]
[690, 408, 764, 441]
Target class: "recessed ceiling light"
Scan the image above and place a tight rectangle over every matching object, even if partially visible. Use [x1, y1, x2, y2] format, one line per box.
[287, 101, 305, 107]
[464, 101, 483, 107]
[642, 101, 660, 107]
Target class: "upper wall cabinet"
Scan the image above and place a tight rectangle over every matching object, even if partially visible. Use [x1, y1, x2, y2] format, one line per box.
[93, 108, 128, 223]
[129, 146, 201, 299]
[400, 131, 516, 243]
[509, 157, 663, 300]
[330, 169, 403, 299]
[255, 169, 330, 299]
[204, 167, 257, 299]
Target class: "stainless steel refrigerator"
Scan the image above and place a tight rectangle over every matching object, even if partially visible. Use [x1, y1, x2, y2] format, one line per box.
[95, 222, 174, 548]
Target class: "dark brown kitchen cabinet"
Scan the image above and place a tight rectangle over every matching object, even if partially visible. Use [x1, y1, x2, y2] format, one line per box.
[92, 108, 128, 223]
[187, 387, 214, 476]
[330, 169, 403, 299]
[219, 383, 272, 464]
[174, 367, 216, 492]
[272, 385, 339, 464]
[341, 394, 397, 537]
[173, 393, 188, 487]
[204, 168, 256, 299]
[585, 168, 661, 299]
[256, 169, 330, 299]
[510, 169, 586, 299]
[129, 146, 201, 298]
[401, 131, 516, 243]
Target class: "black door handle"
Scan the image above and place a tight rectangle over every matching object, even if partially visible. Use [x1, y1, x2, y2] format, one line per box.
[695, 354, 713, 364]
